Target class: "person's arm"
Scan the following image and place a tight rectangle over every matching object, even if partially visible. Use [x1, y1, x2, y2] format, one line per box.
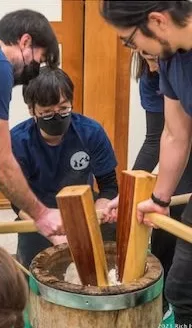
[0, 120, 43, 215]
[95, 169, 118, 219]
[0, 120, 64, 238]
[95, 170, 118, 200]
[133, 65, 164, 172]
[153, 96, 192, 200]
[133, 111, 164, 172]
[137, 97, 192, 224]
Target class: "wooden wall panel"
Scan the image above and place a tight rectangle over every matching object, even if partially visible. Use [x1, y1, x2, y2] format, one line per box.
[115, 40, 131, 179]
[84, 0, 130, 180]
[51, 0, 84, 113]
[84, 0, 117, 145]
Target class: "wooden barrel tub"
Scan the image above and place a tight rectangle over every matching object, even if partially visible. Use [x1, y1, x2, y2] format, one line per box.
[29, 242, 163, 328]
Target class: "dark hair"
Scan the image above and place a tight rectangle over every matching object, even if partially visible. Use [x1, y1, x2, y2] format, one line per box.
[0, 9, 59, 68]
[23, 67, 74, 108]
[0, 247, 28, 328]
[132, 52, 148, 82]
[101, 1, 192, 37]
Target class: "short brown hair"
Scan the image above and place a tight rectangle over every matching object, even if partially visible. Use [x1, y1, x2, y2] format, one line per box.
[0, 247, 28, 328]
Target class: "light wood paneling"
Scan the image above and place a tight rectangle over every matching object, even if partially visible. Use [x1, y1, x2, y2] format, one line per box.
[84, 0, 130, 180]
[51, 0, 84, 113]
[115, 40, 131, 179]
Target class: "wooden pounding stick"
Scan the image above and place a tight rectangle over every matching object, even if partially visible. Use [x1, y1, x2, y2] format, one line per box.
[13, 258, 31, 276]
[56, 185, 109, 286]
[117, 170, 156, 283]
[0, 191, 191, 234]
[0, 219, 37, 233]
[146, 213, 192, 244]
[0, 209, 103, 234]
[170, 192, 191, 206]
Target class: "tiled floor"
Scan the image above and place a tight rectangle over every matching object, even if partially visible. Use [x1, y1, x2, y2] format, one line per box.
[0, 209, 18, 254]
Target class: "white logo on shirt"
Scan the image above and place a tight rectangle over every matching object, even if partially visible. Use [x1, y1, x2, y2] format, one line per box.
[70, 151, 90, 170]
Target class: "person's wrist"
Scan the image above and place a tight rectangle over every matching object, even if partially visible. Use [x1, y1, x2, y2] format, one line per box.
[151, 193, 171, 208]
[27, 201, 48, 221]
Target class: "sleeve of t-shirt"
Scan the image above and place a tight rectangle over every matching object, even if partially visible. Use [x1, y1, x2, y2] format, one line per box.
[0, 61, 13, 120]
[11, 130, 34, 214]
[139, 74, 164, 113]
[159, 63, 178, 100]
[10, 136, 31, 215]
[11, 136, 31, 179]
[88, 125, 117, 177]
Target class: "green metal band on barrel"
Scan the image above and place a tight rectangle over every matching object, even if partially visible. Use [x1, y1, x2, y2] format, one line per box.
[29, 273, 163, 311]
[29, 275, 40, 296]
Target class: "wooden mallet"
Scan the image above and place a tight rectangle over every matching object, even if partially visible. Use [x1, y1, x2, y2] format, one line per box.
[117, 170, 156, 283]
[0, 208, 104, 233]
[56, 185, 109, 286]
[0, 192, 191, 234]
[117, 170, 192, 284]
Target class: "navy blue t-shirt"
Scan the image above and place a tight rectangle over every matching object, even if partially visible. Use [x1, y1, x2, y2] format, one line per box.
[0, 50, 13, 120]
[11, 113, 117, 208]
[159, 50, 192, 116]
[139, 71, 164, 113]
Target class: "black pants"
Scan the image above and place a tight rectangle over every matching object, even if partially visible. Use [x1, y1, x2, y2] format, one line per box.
[17, 222, 116, 269]
[165, 199, 192, 326]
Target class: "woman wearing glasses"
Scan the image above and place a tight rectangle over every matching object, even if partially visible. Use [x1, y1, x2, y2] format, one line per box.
[11, 67, 118, 269]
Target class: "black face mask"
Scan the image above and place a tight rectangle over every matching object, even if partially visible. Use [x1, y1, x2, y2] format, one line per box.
[37, 113, 71, 136]
[14, 61, 40, 86]
[14, 47, 40, 86]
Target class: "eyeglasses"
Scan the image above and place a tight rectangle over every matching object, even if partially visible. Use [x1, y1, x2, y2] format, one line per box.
[36, 106, 72, 120]
[120, 27, 138, 50]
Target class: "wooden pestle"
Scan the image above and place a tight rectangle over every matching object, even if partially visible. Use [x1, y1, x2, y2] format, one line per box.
[146, 213, 192, 244]
[0, 209, 103, 233]
[0, 190, 191, 239]
[169, 192, 191, 206]
[117, 171, 192, 284]
[0, 218, 37, 233]
[117, 170, 156, 283]
[56, 185, 109, 286]
[13, 258, 31, 276]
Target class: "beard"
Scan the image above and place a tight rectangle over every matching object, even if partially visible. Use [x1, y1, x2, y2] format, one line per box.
[12, 60, 24, 86]
[157, 39, 175, 60]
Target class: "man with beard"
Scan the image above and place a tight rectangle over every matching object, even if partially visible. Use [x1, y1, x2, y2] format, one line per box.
[100, 1, 192, 326]
[0, 10, 66, 244]
[11, 67, 118, 268]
